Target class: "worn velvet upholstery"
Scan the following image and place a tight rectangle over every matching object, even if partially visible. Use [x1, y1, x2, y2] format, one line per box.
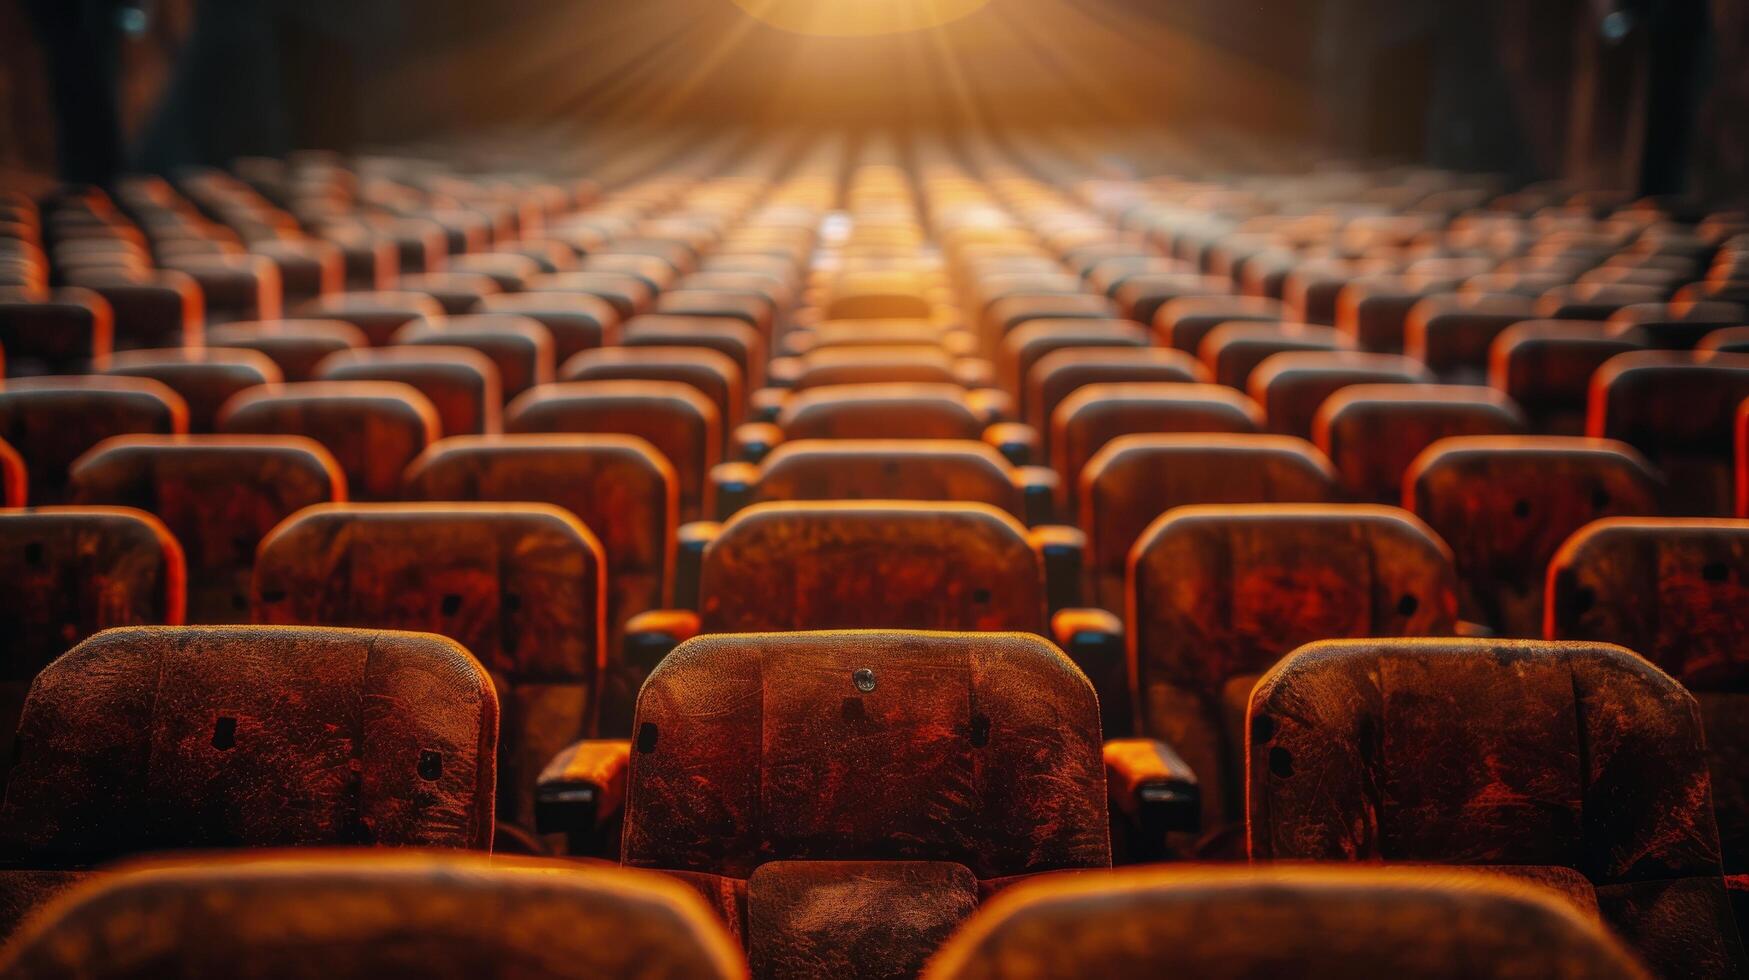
[0, 376, 188, 504]
[217, 380, 439, 501]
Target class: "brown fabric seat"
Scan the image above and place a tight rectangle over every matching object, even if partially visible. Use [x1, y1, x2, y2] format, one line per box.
[1198, 322, 1351, 390]
[314, 346, 501, 438]
[1405, 292, 1539, 380]
[1079, 434, 1338, 612]
[926, 866, 1647, 979]
[0, 626, 496, 936]
[0, 507, 185, 779]
[621, 314, 766, 390]
[218, 381, 439, 500]
[403, 434, 676, 735]
[1314, 384, 1528, 502]
[1610, 301, 1748, 350]
[396, 272, 502, 316]
[206, 319, 368, 382]
[1051, 383, 1262, 511]
[1249, 350, 1434, 440]
[775, 383, 997, 444]
[70, 435, 344, 624]
[700, 503, 1049, 634]
[1025, 347, 1207, 437]
[561, 346, 742, 441]
[1000, 319, 1150, 414]
[1129, 504, 1458, 840]
[0, 376, 188, 504]
[103, 348, 281, 432]
[1154, 296, 1284, 353]
[1407, 437, 1661, 636]
[506, 380, 719, 522]
[726, 439, 1033, 521]
[394, 314, 555, 399]
[623, 630, 1109, 979]
[526, 271, 654, 320]
[63, 270, 201, 351]
[1248, 638, 1745, 977]
[1589, 352, 1749, 515]
[304, 291, 444, 346]
[254, 503, 605, 835]
[0, 853, 746, 980]
[476, 291, 618, 364]
[1489, 320, 1642, 434]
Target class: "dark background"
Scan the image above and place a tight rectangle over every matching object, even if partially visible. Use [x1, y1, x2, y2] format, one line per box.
[2, 0, 1743, 195]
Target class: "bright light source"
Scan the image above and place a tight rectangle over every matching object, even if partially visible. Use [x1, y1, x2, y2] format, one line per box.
[730, 0, 993, 37]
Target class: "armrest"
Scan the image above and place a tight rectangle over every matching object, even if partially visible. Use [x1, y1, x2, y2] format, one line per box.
[536, 738, 631, 855]
[983, 422, 1039, 467]
[623, 608, 700, 675]
[732, 422, 783, 463]
[1051, 608, 1131, 738]
[1104, 738, 1200, 835]
[673, 521, 720, 610]
[710, 462, 760, 521]
[1013, 465, 1059, 526]
[748, 387, 788, 424]
[1029, 525, 1086, 613]
[967, 388, 1017, 424]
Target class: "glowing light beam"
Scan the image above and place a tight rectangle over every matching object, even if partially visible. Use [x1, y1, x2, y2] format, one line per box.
[730, 0, 994, 37]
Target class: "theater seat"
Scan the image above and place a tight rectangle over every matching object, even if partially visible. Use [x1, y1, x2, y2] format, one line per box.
[1000, 319, 1149, 414]
[70, 435, 345, 623]
[1249, 351, 1433, 440]
[560, 346, 743, 442]
[1024, 347, 1207, 438]
[393, 313, 555, 398]
[1051, 383, 1262, 511]
[314, 346, 501, 437]
[542, 630, 1109, 979]
[206, 319, 368, 382]
[1490, 320, 1642, 434]
[1127, 504, 1458, 848]
[1405, 292, 1539, 381]
[1154, 296, 1284, 353]
[1314, 384, 1527, 502]
[925, 867, 1646, 979]
[1589, 351, 1749, 515]
[621, 314, 765, 389]
[506, 380, 719, 522]
[304, 291, 444, 346]
[1408, 437, 1660, 636]
[218, 381, 439, 500]
[0, 376, 189, 504]
[1079, 434, 1338, 612]
[403, 434, 676, 735]
[0, 289, 113, 378]
[1249, 638, 1745, 977]
[0, 626, 496, 937]
[749, 383, 1030, 466]
[103, 348, 281, 432]
[476, 291, 618, 364]
[1198, 322, 1351, 390]
[0, 853, 746, 980]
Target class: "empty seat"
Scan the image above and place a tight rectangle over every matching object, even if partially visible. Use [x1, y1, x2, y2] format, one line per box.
[507, 380, 719, 522]
[476, 291, 617, 364]
[65, 269, 202, 351]
[1490, 320, 1642, 434]
[1000, 319, 1149, 412]
[0, 290, 112, 376]
[0, 626, 495, 935]
[1611, 301, 1748, 349]
[925, 866, 1646, 979]
[396, 272, 501, 316]
[654, 288, 774, 336]
[102, 348, 281, 432]
[1589, 351, 1749, 515]
[0, 376, 188, 504]
[1337, 275, 1461, 353]
[1250, 350, 1434, 440]
[206, 319, 368, 382]
[1547, 519, 1749, 896]
[1129, 504, 1458, 842]
[1405, 292, 1539, 380]
[159, 254, 281, 323]
[985, 293, 1120, 353]
[762, 383, 1013, 450]
[1408, 437, 1661, 636]
[1315, 385, 1527, 502]
[218, 381, 439, 500]
[1111, 274, 1228, 331]
[0, 853, 746, 980]
[601, 630, 1107, 978]
[1051, 383, 1263, 508]
[1079, 434, 1338, 612]
[305, 291, 444, 346]
[1539, 283, 1669, 321]
[254, 504, 605, 841]
[561, 346, 742, 438]
[251, 237, 344, 304]
[621, 314, 765, 389]
[1249, 637, 1744, 977]
[1154, 296, 1284, 352]
[527, 271, 653, 320]
[70, 435, 345, 623]
[393, 313, 555, 398]
[775, 344, 975, 393]
[403, 434, 676, 734]
[1025, 347, 1207, 437]
[314, 346, 500, 438]
[1198, 322, 1351, 390]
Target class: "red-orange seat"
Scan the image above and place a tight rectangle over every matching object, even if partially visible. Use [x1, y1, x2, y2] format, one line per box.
[1589, 351, 1749, 515]
[1610, 300, 1747, 350]
[1314, 384, 1527, 502]
[304, 291, 444, 346]
[1405, 292, 1538, 380]
[1025, 347, 1207, 437]
[476, 291, 617, 364]
[102, 348, 280, 432]
[1154, 296, 1283, 353]
[205, 319, 368, 382]
[396, 272, 501, 316]
[1051, 383, 1262, 510]
[254, 504, 604, 841]
[393, 313, 554, 399]
[1249, 637, 1743, 977]
[71, 435, 344, 623]
[217, 381, 439, 500]
[620, 314, 765, 390]
[62, 269, 201, 351]
[1489, 320, 1641, 434]
[0, 290, 112, 376]
[0, 376, 188, 504]
[1000, 319, 1149, 413]
[1198, 322, 1351, 390]
[561, 346, 742, 439]
[1249, 350, 1433, 440]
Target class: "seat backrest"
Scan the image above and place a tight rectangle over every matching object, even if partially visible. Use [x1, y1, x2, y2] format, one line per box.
[0, 377, 188, 505]
[254, 503, 603, 827]
[476, 291, 618, 364]
[1080, 435, 1337, 612]
[314, 346, 501, 437]
[1590, 351, 1749, 515]
[623, 630, 1108, 879]
[1407, 437, 1660, 637]
[2, 626, 495, 864]
[506, 380, 719, 522]
[394, 314, 555, 398]
[747, 440, 1024, 518]
[1025, 347, 1206, 436]
[1001, 319, 1149, 410]
[561, 346, 742, 437]
[923, 866, 1647, 979]
[218, 381, 439, 501]
[1488, 320, 1639, 432]
[305, 291, 443, 345]
[700, 503, 1047, 633]
[1051, 383, 1262, 507]
[622, 314, 765, 389]
[103, 348, 281, 433]
[1198, 322, 1349, 390]
[206, 319, 367, 382]
[0, 854, 746, 980]
[1315, 384, 1528, 502]
[1249, 350, 1433, 439]
[1248, 637, 1738, 978]
[70, 435, 344, 624]
[779, 383, 988, 442]
[785, 345, 964, 390]
[0, 290, 112, 373]
[1155, 296, 1283, 353]
[1131, 504, 1457, 830]
[1404, 292, 1539, 378]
